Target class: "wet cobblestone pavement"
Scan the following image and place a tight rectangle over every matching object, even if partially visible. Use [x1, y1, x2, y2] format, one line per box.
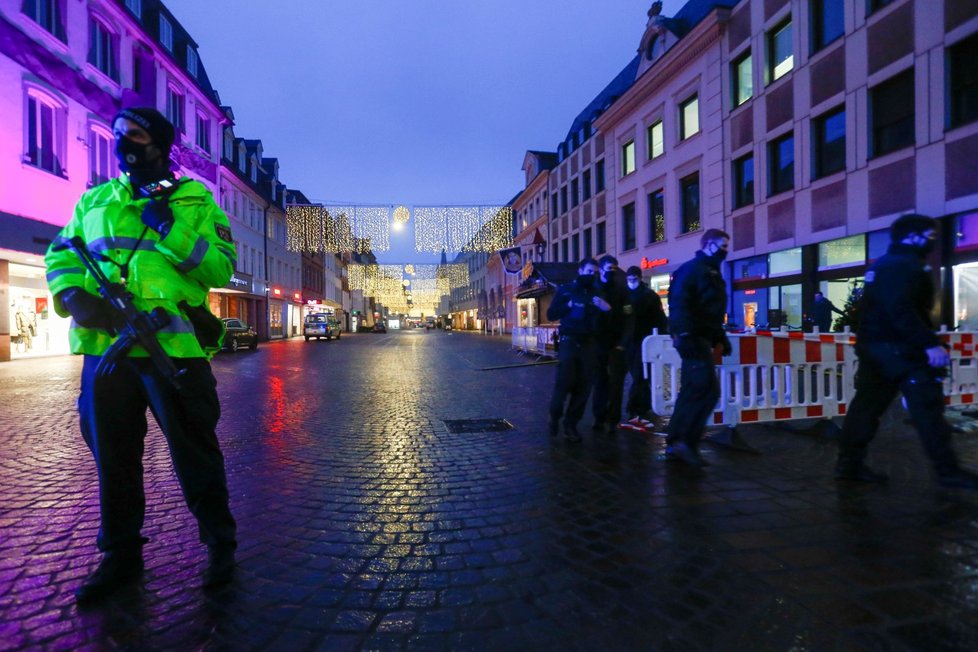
[2, 330, 978, 651]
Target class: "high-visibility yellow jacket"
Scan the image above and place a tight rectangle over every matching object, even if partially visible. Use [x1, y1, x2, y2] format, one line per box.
[45, 175, 237, 359]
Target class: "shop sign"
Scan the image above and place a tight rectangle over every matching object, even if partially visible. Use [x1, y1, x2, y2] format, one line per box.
[227, 272, 252, 291]
[641, 257, 669, 269]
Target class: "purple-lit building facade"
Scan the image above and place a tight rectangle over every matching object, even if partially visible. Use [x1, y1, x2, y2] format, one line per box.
[538, 0, 978, 331]
[0, 0, 227, 361]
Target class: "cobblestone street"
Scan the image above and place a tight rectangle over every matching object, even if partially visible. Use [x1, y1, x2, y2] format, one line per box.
[2, 330, 978, 651]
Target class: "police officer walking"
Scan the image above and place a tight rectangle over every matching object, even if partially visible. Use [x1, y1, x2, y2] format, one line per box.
[547, 258, 612, 442]
[45, 108, 239, 602]
[591, 255, 627, 432]
[836, 214, 978, 489]
[665, 229, 731, 468]
[618, 266, 668, 431]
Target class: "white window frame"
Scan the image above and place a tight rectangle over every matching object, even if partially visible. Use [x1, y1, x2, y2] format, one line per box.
[621, 140, 636, 177]
[125, 0, 141, 18]
[23, 86, 66, 177]
[88, 14, 117, 81]
[165, 85, 184, 131]
[186, 46, 198, 78]
[88, 122, 115, 186]
[679, 95, 700, 140]
[195, 113, 210, 154]
[159, 15, 173, 51]
[647, 120, 664, 159]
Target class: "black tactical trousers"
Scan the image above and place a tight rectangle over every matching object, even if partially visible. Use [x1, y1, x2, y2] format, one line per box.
[550, 336, 597, 427]
[624, 342, 651, 418]
[839, 344, 959, 474]
[666, 338, 720, 447]
[592, 342, 626, 425]
[78, 355, 237, 554]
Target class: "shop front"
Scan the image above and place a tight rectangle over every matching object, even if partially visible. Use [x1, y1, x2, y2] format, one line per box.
[951, 211, 978, 330]
[209, 271, 267, 339]
[6, 261, 70, 359]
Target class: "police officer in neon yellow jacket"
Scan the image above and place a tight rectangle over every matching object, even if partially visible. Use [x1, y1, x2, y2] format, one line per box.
[45, 108, 237, 603]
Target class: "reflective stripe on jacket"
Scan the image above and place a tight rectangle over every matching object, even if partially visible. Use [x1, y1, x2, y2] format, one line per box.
[44, 175, 236, 359]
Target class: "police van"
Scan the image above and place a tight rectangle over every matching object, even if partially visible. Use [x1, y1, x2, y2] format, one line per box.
[303, 313, 341, 341]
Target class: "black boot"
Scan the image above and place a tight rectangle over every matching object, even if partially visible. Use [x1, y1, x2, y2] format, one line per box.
[564, 422, 582, 443]
[835, 459, 889, 483]
[75, 549, 143, 604]
[203, 546, 236, 588]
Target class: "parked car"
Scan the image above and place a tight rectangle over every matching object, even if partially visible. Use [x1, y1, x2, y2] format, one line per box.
[304, 313, 341, 341]
[222, 318, 258, 352]
[372, 321, 387, 333]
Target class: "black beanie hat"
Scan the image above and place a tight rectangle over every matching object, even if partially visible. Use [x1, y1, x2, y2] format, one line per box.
[891, 213, 937, 242]
[114, 107, 175, 155]
[626, 265, 643, 278]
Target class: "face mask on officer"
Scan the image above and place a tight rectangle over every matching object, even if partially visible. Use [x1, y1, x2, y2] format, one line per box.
[115, 136, 161, 177]
[909, 231, 937, 256]
[705, 239, 729, 262]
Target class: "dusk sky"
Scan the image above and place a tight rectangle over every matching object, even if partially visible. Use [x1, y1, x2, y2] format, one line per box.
[162, 0, 687, 262]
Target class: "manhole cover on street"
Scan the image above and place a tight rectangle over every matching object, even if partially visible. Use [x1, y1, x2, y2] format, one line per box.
[443, 418, 516, 434]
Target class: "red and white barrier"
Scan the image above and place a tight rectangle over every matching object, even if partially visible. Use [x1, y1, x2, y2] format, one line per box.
[645, 328, 978, 443]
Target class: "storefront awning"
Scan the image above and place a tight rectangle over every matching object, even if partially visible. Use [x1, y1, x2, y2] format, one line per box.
[514, 262, 579, 299]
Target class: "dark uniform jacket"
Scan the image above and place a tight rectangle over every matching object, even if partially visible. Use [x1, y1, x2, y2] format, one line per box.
[620, 285, 668, 347]
[668, 251, 727, 344]
[858, 243, 941, 355]
[594, 270, 627, 345]
[547, 277, 606, 337]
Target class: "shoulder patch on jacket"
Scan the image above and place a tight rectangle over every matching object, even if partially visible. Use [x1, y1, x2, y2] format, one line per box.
[215, 224, 233, 243]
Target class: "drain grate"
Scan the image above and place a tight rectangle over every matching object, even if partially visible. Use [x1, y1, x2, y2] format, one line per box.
[443, 418, 516, 434]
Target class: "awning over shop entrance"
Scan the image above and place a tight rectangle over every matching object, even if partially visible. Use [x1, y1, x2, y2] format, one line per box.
[514, 262, 579, 299]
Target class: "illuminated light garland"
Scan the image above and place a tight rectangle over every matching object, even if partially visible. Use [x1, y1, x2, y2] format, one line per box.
[413, 206, 514, 253]
[393, 205, 410, 225]
[404, 264, 415, 275]
[286, 204, 391, 253]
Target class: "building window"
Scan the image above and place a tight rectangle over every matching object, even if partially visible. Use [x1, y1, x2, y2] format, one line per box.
[583, 228, 593, 257]
[88, 16, 118, 81]
[733, 154, 754, 208]
[813, 106, 846, 178]
[551, 191, 558, 218]
[561, 239, 569, 263]
[560, 185, 568, 213]
[769, 132, 795, 195]
[595, 159, 605, 192]
[571, 178, 580, 208]
[582, 168, 592, 201]
[22, 0, 65, 41]
[195, 114, 211, 154]
[647, 189, 665, 243]
[948, 34, 978, 129]
[870, 69, 914, 157]
[159, 15, 173, 51]
[622, 202, 636, 251]
[733, 51, 753, 107]
[187, 46, 198, 78]
[88, 124, 113, 186]
[647, 120, 664, 159]
[679, 95, 700, 140]
[223, 130, 233, 160]
[572, 233, 580, 260]
[680, 173, 700, 234]
[811, 0, 844, 52]
[596, 221, 607, 254]
[552, 243, 558, 262]
[24, 89, 65, 176]
[768, 19, 793, 83]
[125, 0, 141, 18]
[166, 86, 184, 132]
[621, 140, 636, 176]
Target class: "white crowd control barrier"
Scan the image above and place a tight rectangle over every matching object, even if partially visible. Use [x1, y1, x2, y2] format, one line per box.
[511, 325, 559, 358]
[643, 329, 978, 450]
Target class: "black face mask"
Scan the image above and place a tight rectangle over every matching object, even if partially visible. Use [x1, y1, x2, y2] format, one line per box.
[577, 274, 595, 288]
[915, 239, 936, 256]
[116, 137, 165, 185]
[712, 249, 729, 263]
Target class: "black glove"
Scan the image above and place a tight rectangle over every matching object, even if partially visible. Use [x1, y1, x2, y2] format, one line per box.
[141, 200, 174, 235]
[60, 288, 114, 330]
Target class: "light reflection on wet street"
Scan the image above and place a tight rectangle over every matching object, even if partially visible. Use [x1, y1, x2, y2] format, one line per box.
[2, 330, 978, 650]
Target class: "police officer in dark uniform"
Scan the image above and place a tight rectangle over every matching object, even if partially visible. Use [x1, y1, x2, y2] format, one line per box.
[591, 255, 627, 432]
[665, 229, 731, 467]
[837, 214, 978, 489]
[547, 258, 612, 442]
[619, 265, 668, 428]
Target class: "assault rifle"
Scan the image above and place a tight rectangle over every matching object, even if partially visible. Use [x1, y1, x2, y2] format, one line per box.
[52, 236, 187, 389]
